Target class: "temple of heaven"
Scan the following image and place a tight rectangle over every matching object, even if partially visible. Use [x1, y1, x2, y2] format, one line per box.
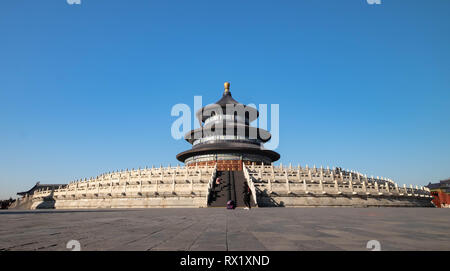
[176, 82, 280, 171]
[13, 82, 434, 209]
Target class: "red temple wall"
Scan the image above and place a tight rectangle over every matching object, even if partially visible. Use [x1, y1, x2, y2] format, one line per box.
[431, 191, 450, 208]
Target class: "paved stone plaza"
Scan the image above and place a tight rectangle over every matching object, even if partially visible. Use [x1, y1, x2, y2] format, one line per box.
[0, 208, 449, 251]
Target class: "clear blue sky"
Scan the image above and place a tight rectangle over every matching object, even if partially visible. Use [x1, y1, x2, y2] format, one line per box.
[1, 0, 449, 199]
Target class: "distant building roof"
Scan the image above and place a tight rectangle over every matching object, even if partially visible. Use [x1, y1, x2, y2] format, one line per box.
[426, 178, 450, 192]
[427, 182, 441, 190]
[17, 182, 66, 196]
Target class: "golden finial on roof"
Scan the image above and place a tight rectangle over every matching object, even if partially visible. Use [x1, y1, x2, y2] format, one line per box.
[224, 82, 230, 93]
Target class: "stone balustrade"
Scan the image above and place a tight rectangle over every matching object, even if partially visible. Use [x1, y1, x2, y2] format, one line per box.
[242, 165, 259, 205]
[242, 163, 433, 207]
[30, 163, 433, 208]
[31, 165, 217, 209]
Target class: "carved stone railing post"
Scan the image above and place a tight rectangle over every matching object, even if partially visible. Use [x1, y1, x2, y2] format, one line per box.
[110, 178, 113, 195]
[320, 169, 325, 186]
[138, 171, 142, 194]
[172, 174, 176, 193]
[205, 165, 216, 205]
[285, 172, 290, 194]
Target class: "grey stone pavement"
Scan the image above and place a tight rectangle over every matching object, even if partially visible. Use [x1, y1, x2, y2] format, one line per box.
[0, 208, 449, 251]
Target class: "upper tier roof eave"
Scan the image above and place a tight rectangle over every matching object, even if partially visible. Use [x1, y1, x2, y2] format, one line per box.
[195, 91, 259, 123]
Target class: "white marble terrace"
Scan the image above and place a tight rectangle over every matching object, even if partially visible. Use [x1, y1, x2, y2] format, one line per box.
[32, 165, 217, 203]
[31, 162, 431, 208]
[244, 163, 431, 198]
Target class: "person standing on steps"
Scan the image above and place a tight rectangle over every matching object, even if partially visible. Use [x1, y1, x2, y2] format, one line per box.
[213, 176, 222, 201]
[215, 177, 222, 186]
[243, 182, 252, 210]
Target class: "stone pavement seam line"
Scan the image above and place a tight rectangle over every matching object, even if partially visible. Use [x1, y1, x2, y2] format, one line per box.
[146, 221, 197, 251]
[225, 212, 229, 251]
[186, 216, 215, 251]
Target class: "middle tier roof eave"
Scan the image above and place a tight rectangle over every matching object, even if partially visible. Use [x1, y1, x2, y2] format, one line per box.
[183, 123, 272, 144]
